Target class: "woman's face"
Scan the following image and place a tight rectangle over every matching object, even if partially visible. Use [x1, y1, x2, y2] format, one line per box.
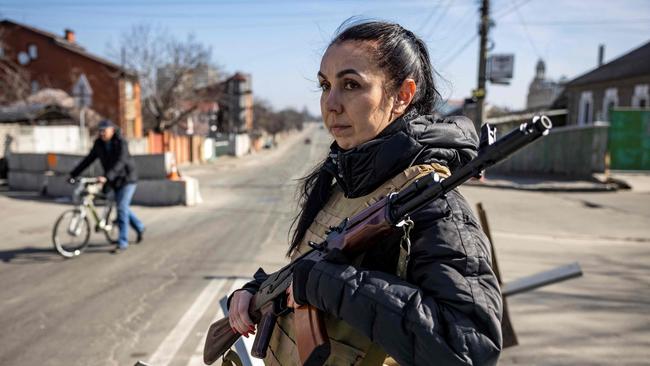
[318, 41, 397, 150]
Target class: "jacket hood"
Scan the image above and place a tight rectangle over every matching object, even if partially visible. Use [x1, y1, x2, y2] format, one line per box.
[324, 113, 478, 198]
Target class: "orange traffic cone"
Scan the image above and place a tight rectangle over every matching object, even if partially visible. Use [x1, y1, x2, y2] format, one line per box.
[167, 162, 181, 180]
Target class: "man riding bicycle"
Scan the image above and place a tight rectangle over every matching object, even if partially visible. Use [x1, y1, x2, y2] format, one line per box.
[69, 119, 145, 254]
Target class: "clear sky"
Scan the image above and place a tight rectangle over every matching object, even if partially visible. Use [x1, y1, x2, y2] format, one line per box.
[2, 0, 649, 115]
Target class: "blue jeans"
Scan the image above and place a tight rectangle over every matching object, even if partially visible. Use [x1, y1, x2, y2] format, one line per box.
[115, 183, 144, 248]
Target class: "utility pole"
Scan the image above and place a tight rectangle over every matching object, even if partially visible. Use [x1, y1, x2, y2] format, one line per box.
[475, 0, 490, 132]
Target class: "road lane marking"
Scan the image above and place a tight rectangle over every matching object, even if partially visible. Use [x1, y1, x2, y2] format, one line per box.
[186, 278, 251, 366]
[148, 278, 229, 366]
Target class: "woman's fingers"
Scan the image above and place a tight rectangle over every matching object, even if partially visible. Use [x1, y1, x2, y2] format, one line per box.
[228, 290, 256, 335]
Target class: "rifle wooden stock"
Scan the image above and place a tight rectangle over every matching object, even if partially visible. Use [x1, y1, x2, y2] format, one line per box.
[203, 317, 241, 365]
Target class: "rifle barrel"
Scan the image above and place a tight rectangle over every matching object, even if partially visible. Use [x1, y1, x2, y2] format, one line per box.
[393, 116, 552, 220]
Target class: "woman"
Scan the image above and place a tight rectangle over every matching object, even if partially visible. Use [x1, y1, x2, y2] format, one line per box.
[229, 20, 502, 366]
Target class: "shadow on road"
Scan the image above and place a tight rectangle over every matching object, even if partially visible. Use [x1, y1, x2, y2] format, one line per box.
[0, 242, 116, 263]
[0, 246, 63, 263]
[0, 187, 72, 205]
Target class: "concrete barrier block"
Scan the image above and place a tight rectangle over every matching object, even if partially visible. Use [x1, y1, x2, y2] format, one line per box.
[45, 174, 75, 198]
[133, 153, 173, 180]
[49, 153, 102, 176]
[132, 177, 201, 206]
[132, 179, 186, 206]
[183, 176, 203, 206]
[7, 153, 48, 172]
[8, 171, 47, 191]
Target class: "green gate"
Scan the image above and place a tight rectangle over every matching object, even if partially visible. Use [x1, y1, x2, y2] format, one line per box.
[609, 109, 650, 170]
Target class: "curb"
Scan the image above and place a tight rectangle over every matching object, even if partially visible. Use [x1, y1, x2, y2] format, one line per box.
[464, 179, 620, 193]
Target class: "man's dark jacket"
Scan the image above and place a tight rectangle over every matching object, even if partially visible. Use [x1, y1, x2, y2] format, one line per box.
[70, 132, 137, 189]
[240, 114, 503, 366]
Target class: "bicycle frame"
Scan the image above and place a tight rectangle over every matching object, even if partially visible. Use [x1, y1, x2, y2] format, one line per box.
[72, 178, 115, 233]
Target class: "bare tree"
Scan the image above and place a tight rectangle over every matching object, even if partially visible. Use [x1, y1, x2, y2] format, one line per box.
[253, 99, 306, 144]
[108, 24, 217, 132]
[0, 27, 31, 105]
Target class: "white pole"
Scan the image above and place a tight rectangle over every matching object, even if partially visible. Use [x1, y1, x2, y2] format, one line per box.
[79, 106, 86, 152]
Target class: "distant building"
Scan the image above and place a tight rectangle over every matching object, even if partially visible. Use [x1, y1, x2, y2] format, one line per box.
[564, 40, 650, 125]
[218, 72, 253, 134]
[0, 19, 143, 137]
[526, 59, 564, 110]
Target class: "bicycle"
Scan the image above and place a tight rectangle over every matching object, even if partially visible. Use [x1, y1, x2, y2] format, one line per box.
[52, 177, 120, 258]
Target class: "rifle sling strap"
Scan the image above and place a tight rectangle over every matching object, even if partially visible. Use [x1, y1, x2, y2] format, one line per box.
[221, 349, 244, 366]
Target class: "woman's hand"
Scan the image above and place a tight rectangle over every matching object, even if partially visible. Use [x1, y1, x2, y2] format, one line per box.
[228, 290, 256, 337]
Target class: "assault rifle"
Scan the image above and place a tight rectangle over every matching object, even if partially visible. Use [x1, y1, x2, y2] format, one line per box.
[204, 115, 553, 366]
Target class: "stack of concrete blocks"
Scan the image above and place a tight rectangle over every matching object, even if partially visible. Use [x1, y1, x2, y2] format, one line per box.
[7, 153, 49, 192]
[46, 153, 103, 197]
[131, 153, 202, 206]
[6, 152, 202, 206]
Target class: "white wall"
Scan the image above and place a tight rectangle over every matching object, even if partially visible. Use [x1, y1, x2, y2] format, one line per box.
[1, 124, 89, 157]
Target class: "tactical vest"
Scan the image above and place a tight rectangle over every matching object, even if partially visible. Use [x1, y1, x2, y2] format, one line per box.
[264, 163, 450, 366]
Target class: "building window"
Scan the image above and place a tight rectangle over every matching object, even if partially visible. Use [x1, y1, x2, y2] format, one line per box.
[17, 51, 30, 65]
[28, 44, 38, 60]
[602, 88, 618, 121]
[632, 84, 649, 108]
[125, 80, 134, 100]
[578, 91, 593, 125]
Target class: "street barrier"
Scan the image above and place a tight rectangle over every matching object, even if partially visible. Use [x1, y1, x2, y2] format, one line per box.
[7, 170, 47, 192]
[7, 153, 48, 172]
[6, 152, 199, 206]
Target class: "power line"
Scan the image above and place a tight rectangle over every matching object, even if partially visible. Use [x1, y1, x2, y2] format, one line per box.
[514, 1, 541, 58]
[416, 7, 440, 34]
[439, 33, 478, 69]
[422, 0, 454, 40]
[500, 18, 650, 26]
[493, 0, 535, 19]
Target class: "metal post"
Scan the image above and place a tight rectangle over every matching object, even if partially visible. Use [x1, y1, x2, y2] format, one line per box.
[79, 106, 86, 151]
[475, 0, 490, 133]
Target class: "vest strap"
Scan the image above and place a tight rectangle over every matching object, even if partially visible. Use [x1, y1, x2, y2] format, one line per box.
[359, 342, 388, 366]
[395, 217, 414, 280]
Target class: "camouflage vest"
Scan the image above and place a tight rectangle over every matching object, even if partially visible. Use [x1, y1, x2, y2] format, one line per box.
[264, 163, 450, 366]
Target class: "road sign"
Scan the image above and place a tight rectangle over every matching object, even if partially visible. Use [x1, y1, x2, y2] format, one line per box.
[488, 54, 514, 82]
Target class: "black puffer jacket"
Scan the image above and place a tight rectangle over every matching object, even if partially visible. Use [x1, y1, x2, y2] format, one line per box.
[244, 114, 502, 365]
[70, 131, 138, 189]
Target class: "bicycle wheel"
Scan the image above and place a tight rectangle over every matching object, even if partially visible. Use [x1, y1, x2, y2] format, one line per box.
[52, 209, 91, 258]
[103, 204, 119, 244]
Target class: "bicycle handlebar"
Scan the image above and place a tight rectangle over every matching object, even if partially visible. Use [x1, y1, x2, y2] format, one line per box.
[69, 177, 102, 185]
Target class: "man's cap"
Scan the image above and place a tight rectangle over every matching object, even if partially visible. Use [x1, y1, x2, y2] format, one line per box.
[98, 119, 116, 130]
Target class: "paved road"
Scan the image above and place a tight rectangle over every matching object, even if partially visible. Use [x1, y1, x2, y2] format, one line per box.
[1, 123, 648, 365]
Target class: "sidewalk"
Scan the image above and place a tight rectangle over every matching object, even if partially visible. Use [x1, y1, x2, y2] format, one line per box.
[465, 171, 650, 192]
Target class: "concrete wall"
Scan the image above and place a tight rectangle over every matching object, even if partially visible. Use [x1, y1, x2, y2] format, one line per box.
[1, 124, 88, 158]
[203, 138, 215, 161]
[489, 123, 609, 178]
[233, 133, 250, 157]
[128, 138, 148, 155]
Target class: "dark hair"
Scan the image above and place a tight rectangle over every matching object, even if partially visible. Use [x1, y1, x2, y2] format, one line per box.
[333, 19, 440, 114]
[287, 20, 438, 256]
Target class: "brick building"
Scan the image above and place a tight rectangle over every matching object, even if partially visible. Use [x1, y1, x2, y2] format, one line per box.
[0, 19, 143, 137]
